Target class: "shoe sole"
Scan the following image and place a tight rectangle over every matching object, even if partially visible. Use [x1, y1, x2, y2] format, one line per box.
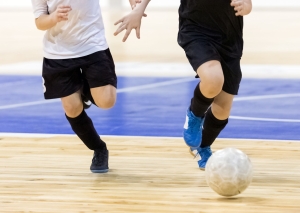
[91, 169, 109, 173]
[189, 148, 197, 158]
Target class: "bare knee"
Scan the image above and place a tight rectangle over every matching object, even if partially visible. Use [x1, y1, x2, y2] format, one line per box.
[91, 85, 116, 109]
[197, 61, 224, 98]
[62, 100, 83, 118]
[94, 96, 116, 109]
[201, 79, 223, 98]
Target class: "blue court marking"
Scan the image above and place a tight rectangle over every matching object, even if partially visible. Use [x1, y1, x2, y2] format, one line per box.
[0, 75, 300, 140]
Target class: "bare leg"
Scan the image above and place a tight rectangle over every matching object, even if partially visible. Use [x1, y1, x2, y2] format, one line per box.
[91, 85, 117, 109]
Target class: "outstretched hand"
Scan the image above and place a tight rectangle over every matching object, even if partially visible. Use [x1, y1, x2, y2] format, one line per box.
[114, 10, 143, 42]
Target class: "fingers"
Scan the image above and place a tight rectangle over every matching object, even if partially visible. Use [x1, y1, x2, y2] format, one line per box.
[58, 5, 72, 9]
[58, 13, 69, 19]
[235, 10, 243, 16]
[136, 27, 140, 39]
[230, 0, 241, 7]
[57, 5, 72, 12]
[114, 23, 140, 42]
[121, 26, 141, 42]
[233, 5, 243, 15]
[114, 18, 124, 26]
[55, 4, 72, 22]
[57, 8, 72, 14]
[231, 0, 244, 16]
[122, 28, 133, 42]
[231, 0, 242, 9]
[234, 5, 243, 11]
[114, 24, 127, 36]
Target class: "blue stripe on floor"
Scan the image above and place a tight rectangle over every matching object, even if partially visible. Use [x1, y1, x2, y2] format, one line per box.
[0, 75, 300, 140]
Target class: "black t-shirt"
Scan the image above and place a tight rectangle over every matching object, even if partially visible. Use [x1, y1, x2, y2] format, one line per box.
[179, 0, 244, 57]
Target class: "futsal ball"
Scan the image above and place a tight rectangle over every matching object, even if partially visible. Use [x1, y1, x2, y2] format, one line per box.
[205, 147, 253, 197]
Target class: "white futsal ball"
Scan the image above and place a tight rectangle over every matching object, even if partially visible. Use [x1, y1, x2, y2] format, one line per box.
[205, 147, 253, 197]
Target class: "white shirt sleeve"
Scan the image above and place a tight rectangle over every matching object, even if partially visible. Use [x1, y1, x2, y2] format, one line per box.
[31, 0, 48, 18]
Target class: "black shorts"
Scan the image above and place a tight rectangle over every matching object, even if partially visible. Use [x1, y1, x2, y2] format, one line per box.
[178, 29, 242, 95]
[42, 49, 117, 99]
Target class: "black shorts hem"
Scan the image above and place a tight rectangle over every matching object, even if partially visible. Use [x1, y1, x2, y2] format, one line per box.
[192, 57, 221, 72]
[222, 88, 238, 96]
[89, 78, 117, 89]
[44, 84, 83, 100]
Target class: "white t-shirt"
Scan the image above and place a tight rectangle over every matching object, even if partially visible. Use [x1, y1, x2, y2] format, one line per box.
[31, 0, 108, 59]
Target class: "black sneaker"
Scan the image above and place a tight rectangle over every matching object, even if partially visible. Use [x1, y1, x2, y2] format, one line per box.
[90, 149, 109, 173]
[81, 79, 95, 110]
[81, 92, 92, 110]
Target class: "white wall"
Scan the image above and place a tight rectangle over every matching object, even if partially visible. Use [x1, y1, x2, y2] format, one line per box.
[1, 0, 300, 9]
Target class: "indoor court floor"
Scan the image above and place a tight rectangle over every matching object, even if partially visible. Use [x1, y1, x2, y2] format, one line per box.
[0, 4, 300, 213]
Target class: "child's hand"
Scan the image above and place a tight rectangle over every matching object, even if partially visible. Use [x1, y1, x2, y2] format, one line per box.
[114, 10, 143, 42]
[230, 0, 252, 16]
[51, 5, 72, 23]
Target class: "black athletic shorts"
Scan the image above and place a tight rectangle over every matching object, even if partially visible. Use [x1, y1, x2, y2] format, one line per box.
[178, 28, 242, 95]
[42, 49, 117, 99]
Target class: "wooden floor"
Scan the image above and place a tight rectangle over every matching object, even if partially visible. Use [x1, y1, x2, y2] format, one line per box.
[0, 136, 299, 212]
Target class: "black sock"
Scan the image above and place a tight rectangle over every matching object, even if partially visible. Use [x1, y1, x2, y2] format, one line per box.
[201, 108, 228, 148]
[190, 83, 214, 117]
[65, 110, 107, 150]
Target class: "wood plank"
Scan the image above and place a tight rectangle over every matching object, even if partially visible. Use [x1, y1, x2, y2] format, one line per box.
[0, 136, 299, 212]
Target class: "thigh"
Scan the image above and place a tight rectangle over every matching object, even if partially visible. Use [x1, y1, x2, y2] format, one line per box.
[82, 49, 117, 89]
[90, 84, 116, 109]
[211, 90, 235, 120]
[180, 40, 221, 73]
[178, 26, 221, 73]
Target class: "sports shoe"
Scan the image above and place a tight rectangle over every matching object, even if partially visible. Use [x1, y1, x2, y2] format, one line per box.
[81, 93, 92, 109]
[81, 79, 96, 110]
[189, 147, 198, 158]
[196, 146, 212, 170]
[183, 109, 205, 148]
[90, 149, 109, 173]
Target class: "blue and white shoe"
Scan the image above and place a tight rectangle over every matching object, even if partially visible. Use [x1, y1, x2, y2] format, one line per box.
[193, 146, 212, 170]
[183, 109, 205, 149]
[189, 147, 198, 157]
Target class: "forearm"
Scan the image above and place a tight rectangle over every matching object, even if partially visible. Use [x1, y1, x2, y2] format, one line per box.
[134, 0, 150, 15]
[35, 14, 57, 31]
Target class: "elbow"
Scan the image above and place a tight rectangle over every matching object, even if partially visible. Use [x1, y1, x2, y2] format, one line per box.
[35, 22, 47, 31]
[35, 17, 50, 31]
[35, 25, 46, 31]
